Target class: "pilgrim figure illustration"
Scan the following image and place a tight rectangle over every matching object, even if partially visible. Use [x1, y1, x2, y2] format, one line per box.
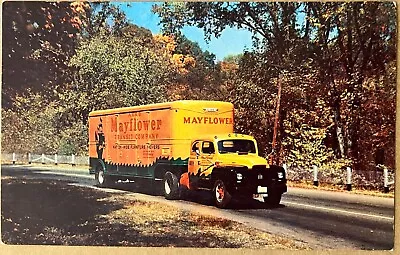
[95, 118, 105, 159]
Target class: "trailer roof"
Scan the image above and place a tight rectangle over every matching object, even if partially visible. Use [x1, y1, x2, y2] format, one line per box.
[89, 100, 233, 117]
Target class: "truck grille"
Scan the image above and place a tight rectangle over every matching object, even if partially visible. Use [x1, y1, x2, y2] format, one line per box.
[243, 165, 283, 186]
[252, 165, 266, 171]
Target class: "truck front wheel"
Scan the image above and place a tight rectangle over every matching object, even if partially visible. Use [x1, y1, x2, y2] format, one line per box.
[213, 180, 232, 208]
[264, 191, 282, 206]
[163, 171, 180, 200]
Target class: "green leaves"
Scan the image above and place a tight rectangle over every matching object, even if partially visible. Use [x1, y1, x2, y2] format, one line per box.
[1, 93, 65, 154]
[228, 78, 275, 156]
[68, 25, 172, 115]
[2, 1, 396, 174]
[283, 107, 333, 169]
[2, 21, 175, 155]
[2, 2, 92, 107]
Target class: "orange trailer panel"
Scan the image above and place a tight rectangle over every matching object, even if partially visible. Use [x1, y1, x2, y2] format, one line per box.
[88, 100, 234, 178]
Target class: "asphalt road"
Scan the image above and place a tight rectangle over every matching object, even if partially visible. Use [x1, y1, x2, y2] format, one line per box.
[1, 164, 395, 250]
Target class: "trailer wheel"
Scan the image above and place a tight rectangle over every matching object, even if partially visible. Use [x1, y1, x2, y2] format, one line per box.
[213, 180, 232, 208]
[264, 191, 282, 206]
[163, 171, 180, 200]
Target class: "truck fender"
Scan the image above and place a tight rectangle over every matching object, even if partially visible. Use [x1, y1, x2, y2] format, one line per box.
[179, 172, 190, 189]
[210, 167, 236, 191]
[211, 167, 235, 181]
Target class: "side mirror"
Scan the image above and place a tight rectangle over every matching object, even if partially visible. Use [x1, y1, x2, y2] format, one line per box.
[195, 149, 200, 156]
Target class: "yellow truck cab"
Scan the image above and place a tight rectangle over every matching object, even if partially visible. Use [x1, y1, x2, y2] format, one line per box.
[88, 100, 287, 208]
[176, 133, 286, 207]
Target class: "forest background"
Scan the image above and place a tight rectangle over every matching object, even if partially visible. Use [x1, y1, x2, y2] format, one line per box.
[2, 2, 397, 186]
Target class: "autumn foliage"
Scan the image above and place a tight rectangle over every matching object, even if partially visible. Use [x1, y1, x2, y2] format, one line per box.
[2, 2, 396, 188]
[154, 34, 196, 74]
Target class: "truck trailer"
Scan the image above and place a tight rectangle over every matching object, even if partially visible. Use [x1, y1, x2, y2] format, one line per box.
[88, 100, 287, 208]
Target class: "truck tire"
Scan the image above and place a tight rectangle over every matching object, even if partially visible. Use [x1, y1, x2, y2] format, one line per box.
[95, 168, 109, 188]
[213, 180, 232, 208]
[264, 191, 282, 206]
[163, 171, 180, 200]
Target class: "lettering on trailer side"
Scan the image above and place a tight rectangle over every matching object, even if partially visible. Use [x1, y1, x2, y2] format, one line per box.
[110, 116, 163, 133]
[183, 117, 233, 125]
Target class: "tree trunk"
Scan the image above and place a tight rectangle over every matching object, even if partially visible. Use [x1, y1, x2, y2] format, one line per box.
[333, 98, 346, 158]
[348, 78, 363, 171]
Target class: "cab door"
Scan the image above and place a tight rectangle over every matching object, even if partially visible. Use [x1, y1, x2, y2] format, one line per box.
[188, 141, 201, 189]
[189, 141, 201, 175]
[188, 140, 216, 189]
[199, 141, 216, 178]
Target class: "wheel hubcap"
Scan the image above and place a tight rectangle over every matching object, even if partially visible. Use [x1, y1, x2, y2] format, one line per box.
[98, 171, 104, 184]
[216, 183, 224, 202]
[165, 179, 171, 194]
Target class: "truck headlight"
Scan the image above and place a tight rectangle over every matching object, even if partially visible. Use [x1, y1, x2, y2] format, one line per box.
[236, 173, 243, 181]
[278, 172, 284, 179]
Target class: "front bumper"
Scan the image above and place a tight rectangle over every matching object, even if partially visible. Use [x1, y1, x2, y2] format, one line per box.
[231, 181, 287, 196]
[229, 166, 287, 196]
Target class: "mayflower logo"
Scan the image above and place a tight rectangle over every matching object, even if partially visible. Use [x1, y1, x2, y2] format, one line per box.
[183, 117, 233, 124]
[111, 117, 162, 133]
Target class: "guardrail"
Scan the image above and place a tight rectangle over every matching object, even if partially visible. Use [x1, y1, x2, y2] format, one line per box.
[283, 163, 395, 193]
[2, 153, 88, 166]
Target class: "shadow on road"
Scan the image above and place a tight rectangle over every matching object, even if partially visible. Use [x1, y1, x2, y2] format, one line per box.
[1, 177, 126, 245]
[109, 180, 285, 210]
[1, 169, 274, 247]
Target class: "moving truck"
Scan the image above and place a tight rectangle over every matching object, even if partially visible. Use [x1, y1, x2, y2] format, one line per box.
[89, 100, 287, 208]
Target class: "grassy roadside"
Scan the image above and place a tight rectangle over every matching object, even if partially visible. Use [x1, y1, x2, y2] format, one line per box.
[100, 194, 309, 249]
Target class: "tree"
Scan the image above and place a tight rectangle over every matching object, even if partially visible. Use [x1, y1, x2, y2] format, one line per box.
[305, 2, 396, 168]
[2, 23, 179, 155]
[153, 2, 316, 159]
[152, 32, 223, 101]
[154, 2, 397, 171]
[1, 2, 132, 155]
[64, 24, 174, 126]
[229, 79, 275, 156]
[153, 2, 306, 74]
[283, 99, 334, 169]
[83, 2, 127, 38]
[2, 2, 130, 109]
[2, 1, 90, 107]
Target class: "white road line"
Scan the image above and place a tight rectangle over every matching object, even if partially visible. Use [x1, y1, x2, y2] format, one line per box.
[283, 201, 394, 221]
[68, 183, 126, 193]
[41, 171, 92, 179]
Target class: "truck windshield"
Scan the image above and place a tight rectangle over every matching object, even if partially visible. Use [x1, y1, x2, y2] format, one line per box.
[217, 139, 256, 154]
